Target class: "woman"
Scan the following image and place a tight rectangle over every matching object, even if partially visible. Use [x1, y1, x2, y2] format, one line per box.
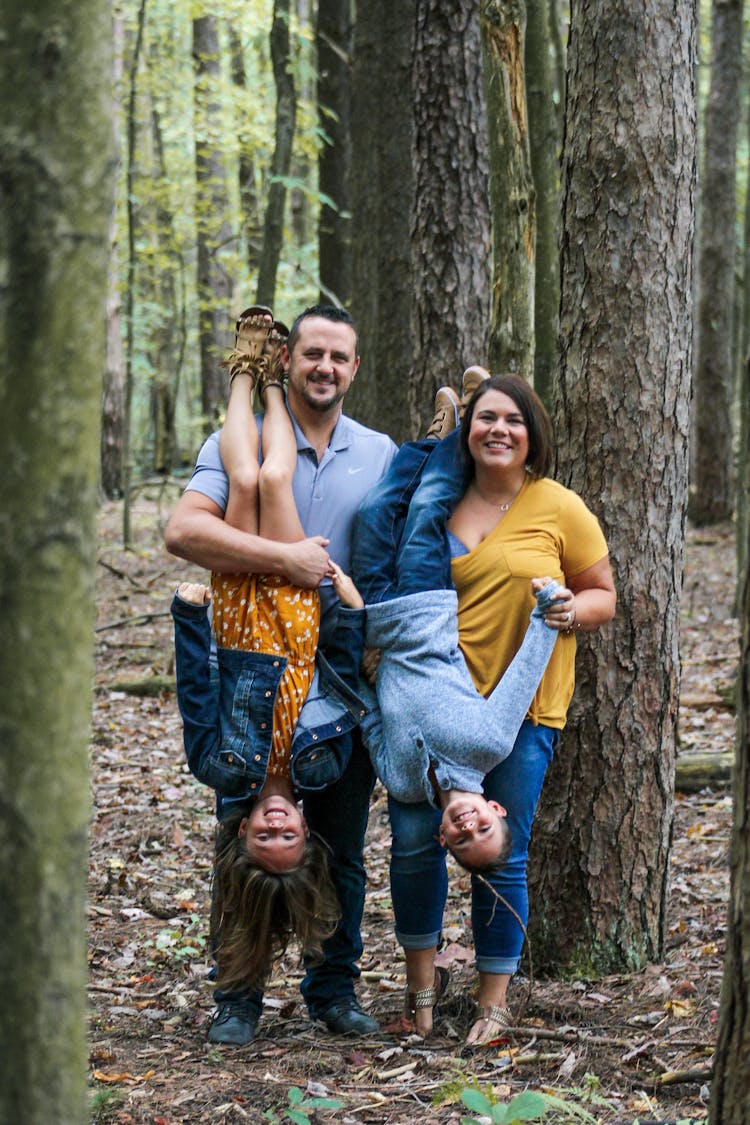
[382, 372, 616, 1044]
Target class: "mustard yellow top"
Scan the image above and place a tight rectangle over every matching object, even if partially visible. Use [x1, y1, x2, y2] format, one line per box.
[451, 477, 608, 728]
[211, 572, 320, 775]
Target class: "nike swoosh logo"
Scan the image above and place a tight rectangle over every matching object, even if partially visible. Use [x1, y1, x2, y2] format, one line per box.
[348, 467, 364, 474]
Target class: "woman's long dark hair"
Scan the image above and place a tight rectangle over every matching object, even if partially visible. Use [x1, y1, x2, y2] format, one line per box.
[210, 811, 340, 991]
[460, 373, 555, 480]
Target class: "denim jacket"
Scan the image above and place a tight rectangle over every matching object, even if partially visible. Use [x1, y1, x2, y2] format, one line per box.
[171, 593, 367, 802]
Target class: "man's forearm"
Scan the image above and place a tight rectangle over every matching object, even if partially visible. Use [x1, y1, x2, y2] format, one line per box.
[165, 504, 331, 587]
[167, 506, 287, 573]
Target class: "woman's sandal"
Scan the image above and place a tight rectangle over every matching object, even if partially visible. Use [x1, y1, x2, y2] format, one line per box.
[466, 1003, 513, 1047]
[404, 965, 450, 1035]
[222, 305, 274, 384]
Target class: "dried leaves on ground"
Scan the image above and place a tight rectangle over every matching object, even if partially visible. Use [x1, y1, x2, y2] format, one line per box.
[89, 495, 738, 1124]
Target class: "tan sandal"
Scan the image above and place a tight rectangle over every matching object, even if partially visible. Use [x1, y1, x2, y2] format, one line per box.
[222, 305, 274, 384]
[404, 965, 449, 1031]
[466, 1003, 513, 1047]
[261, 318, 289, 385]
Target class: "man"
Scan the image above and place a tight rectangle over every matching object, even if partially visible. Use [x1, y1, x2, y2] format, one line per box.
[165, 305, 397, 1044]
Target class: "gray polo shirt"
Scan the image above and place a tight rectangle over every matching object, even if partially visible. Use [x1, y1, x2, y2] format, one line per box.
[185, 410, 397, 637]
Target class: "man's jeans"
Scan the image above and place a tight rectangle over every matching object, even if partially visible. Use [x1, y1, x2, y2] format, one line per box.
[389, 719, 558, 974]
[352, 431, 468, 603]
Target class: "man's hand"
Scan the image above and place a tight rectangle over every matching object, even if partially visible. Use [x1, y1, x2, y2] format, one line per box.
[281, 537, 331, 587]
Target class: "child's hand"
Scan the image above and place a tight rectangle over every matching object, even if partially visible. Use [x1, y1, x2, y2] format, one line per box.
[329, 562, 364, 610]
[178, 582, 211, 606]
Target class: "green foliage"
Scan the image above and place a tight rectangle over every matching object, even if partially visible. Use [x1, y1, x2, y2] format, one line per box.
[459, 1085, 600, 1125]
[90, 1085, 126, 1121]
[263, 1085, 344, 1125]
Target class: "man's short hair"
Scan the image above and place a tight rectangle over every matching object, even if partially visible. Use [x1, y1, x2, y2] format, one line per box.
[287, 305, 358, 354]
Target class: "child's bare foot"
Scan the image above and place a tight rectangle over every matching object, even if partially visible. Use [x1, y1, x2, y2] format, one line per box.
[177, 582, 211, 606]
[329, 562, 364, 610]
[531, 575, 553, 593]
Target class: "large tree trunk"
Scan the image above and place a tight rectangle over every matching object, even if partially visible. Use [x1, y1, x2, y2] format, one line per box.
[317, 0, 352, 306]
[525, 0, 561, 404]
[527, 0, 697, 975]
[350, 0, 490, 443]
[710, 379, 750, 1123]
[0, 1, 113, 1120]
[689, 0, 743, 526]
[255, 0, 296, 308]
[193, 14, 234, 433]
[481, 0, 535, 377]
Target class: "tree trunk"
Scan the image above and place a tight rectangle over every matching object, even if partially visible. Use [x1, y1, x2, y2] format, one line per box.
[228, 27, 263, 276]
[193, 14, 234, 433]
[736, 99, 750, 606]
[0, 1, 113, 1120]
[710, 436, 750, 1119]
[350, 0, 490, 444]
[256, 0, 296, 308]
[149, 95, 180, 474]
[527, 0, 697, 976]
[547, 0, 566, 133]
[481, 0, 535, 377]
[101, 12, 125, 499]
[689, 0, 743, 526]
[317, 0, 352, 306]
[525, 0, 561, 404]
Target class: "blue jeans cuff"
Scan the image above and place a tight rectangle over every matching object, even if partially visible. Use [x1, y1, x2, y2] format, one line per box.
[395, 929, 443, 950]
[475, 955, 521, 975]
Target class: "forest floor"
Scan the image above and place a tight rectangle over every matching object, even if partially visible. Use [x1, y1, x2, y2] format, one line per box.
[89, 489, 739, 1125]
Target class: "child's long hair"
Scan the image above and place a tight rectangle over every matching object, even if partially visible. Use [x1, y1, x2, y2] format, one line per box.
[210, 811, 340, 991]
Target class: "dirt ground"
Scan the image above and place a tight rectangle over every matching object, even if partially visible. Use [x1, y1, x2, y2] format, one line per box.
[88, 489, 739, 1124]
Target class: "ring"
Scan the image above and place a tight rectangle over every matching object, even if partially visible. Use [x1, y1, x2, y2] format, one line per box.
[565, 611, 571, 623]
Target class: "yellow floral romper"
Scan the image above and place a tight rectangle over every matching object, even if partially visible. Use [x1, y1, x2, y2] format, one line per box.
[210, 572, 320, 778]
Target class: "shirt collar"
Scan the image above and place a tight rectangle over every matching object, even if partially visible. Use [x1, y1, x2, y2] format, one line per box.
[289, 409, 352, 454]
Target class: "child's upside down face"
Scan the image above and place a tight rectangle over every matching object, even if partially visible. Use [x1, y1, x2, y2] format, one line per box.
[438, 794, 509, 871]
[239, 796, 310, 873]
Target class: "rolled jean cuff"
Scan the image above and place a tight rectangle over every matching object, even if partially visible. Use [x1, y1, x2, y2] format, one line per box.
[395, 928, 442, 951]
[475, 954, 521, 975]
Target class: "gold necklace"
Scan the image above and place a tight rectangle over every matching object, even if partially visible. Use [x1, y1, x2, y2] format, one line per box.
[472, 480, 523, 511]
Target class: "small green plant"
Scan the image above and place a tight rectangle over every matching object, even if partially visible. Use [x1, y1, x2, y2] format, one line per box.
[460, 1087, 599, 1125]
[90, 1085, 126, 1121]
[263, 1085, 344, 1125]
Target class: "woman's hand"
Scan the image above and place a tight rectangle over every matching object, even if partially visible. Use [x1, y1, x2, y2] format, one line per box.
[535, 555, 617, 634]
[535, 580, 577, 632]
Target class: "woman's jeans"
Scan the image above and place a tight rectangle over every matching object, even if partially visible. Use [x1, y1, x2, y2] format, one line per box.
[352, 431, 468, 602]
[389, 719, 559, 974]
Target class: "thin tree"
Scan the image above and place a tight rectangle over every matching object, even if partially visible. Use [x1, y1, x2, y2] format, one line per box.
[256, 0, 296, 307]
[525, 0, 561, 403]
[317, 0, 352, 305]
[709, 399, 750, 1121]
[527, 0, 697, 974]
[0, 1, 114, 1121]
[480, 0, 536, 377]
[193, 12, 234, 432]
[690, 0, 744, 525]
[350, 0, 490, 443]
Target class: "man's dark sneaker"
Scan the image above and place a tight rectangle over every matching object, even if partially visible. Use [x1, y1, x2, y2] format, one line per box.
[207, 999, 259, 1045]
[318, 998, 378, 1036]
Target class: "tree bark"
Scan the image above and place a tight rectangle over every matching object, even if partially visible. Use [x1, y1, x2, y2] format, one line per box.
[101, 12, 125, 499]
[710, 437, 750, 1119]
[256, 0, 296, 308]
[689, 0, 743, 526]
[228, 26, 262, 277]
[481, 0, 535, 377]
[0, 1, 113, 1120]
[193, 14, 234, 433]
[527, 0, 697, 975]
[317, 0, 352, 306]
[525, 0, 561, 404]
[350, 0, 490, 443]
